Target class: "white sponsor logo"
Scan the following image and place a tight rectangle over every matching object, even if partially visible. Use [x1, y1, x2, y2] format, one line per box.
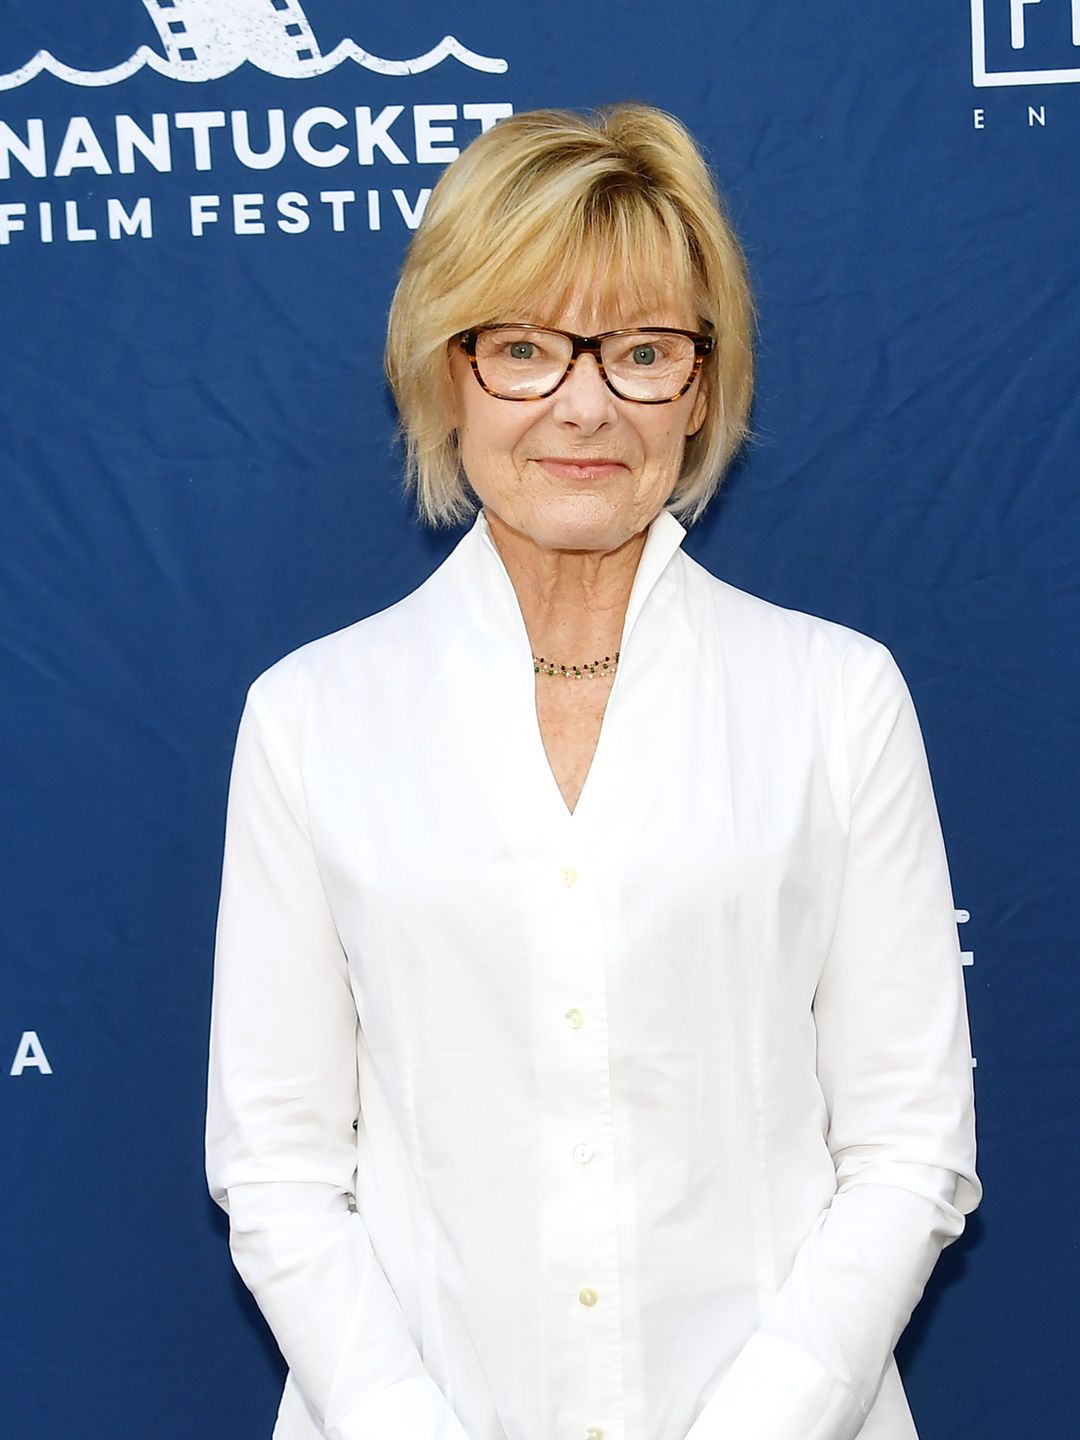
[972, 0, 1080, 86]
[0, 0, 507, 90]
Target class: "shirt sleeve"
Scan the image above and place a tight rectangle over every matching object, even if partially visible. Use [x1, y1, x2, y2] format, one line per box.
[684, 640, 981, 1440]
[205, 678, 472, 1440]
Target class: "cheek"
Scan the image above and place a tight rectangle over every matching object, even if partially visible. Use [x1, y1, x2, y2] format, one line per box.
[457, 402, 535, 493]
[643, 415, 692, 469]
[453, 358, 513, 458]
[461, 412, 523, 464]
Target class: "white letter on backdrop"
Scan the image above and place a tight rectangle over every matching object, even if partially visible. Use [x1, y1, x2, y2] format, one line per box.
[1010, 0, 1042, 49]
[11, 1031, 53, 1076]
[54, 116, 112, 177]
[175, 111, 227, 171]
[115, 114, 171, 174]
[107, 197, 153, 239]
[293, 108, 349, 168]
[0, 119, 46, 180]
[354, 106, 408, 165]
[233, 110, 287, 170]
[414, 105, 459, 163]
[190, 194, 221, 236]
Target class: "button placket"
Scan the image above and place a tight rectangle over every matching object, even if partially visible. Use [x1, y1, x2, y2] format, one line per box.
[579, 974, 624, 1440]
[561, 860, 585, 1032]
[542, 842, 625, 1439]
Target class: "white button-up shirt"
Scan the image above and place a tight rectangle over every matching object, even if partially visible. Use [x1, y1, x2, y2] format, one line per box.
[206, 509, 980, 1440]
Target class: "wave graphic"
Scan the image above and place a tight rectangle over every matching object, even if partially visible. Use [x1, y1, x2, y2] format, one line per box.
[0, 35, 509, 92]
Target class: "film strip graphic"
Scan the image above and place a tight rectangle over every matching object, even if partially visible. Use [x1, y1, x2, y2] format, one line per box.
[143, 0, 320, 74]
[0, 1, 508, 89]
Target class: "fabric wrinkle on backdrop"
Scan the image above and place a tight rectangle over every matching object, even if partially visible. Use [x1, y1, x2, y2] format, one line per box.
[2, 3, 1078, 1438]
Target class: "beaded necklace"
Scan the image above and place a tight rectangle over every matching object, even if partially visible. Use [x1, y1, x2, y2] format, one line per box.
[533, 651, 620, 679]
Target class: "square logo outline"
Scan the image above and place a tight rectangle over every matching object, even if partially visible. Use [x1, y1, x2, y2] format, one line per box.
[972, 0, 1080, 86]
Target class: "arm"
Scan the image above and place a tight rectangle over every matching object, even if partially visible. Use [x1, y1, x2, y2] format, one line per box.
[686, 641, 980, 1440]
[206, 677, 471, 1440]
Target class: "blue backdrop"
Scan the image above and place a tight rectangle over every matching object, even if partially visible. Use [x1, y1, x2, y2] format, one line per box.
[3, 3, 1078, 1436]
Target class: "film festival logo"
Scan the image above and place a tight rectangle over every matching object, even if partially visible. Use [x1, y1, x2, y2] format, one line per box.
[971, 0, 1080, 125]
[972, 0, 1080, 85]
[0, 0, 513, 245]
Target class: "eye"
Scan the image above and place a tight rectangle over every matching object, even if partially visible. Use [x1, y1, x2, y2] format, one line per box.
[631, 344, 659, 366]
[508, 340, 537, 360]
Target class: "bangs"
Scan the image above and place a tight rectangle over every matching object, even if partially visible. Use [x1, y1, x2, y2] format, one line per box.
[472, 181, 700, 330]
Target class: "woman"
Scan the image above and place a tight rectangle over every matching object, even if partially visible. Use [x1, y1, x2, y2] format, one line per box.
[206, 106, 979, 1440]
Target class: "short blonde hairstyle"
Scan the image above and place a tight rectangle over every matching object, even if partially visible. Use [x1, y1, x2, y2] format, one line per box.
[385, 104, 754, 527]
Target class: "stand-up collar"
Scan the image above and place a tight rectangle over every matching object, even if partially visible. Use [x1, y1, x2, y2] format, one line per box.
[471, 507, 687, 653]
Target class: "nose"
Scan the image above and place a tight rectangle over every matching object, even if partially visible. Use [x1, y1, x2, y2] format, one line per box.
[550, 351, 618, 433]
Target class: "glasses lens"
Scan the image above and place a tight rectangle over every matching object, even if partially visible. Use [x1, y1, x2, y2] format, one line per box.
[474, 327, 572, 398]
[600, 331, 697, 401]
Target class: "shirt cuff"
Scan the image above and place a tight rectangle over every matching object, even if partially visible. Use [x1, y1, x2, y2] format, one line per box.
[684, 1331, 866, 1440]
[275, 1371, 473, 1440]
[330, 1375, 473, 1440]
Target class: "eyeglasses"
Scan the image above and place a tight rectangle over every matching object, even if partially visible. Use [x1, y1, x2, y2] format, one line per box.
[456, 325, 714, 404]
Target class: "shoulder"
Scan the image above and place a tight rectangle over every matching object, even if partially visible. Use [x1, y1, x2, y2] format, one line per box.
[243, 533, 472, 733]
[675, 548, 899, 686]
[672, 551, 924, 795]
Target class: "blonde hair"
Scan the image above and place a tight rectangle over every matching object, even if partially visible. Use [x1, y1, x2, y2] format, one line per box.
[385, 104, 754, 527]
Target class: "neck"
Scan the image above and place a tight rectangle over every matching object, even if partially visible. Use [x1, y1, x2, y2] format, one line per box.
[484, 509, 649, 664]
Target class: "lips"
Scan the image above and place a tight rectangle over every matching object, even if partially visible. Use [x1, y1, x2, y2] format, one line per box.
[536, 457, 629, 480]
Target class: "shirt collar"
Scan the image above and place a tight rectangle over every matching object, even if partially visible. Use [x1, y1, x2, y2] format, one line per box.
[471, 506, 687, 652]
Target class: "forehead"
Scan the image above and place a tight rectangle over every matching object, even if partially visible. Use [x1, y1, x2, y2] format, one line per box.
[499, 271, 696, 333]
[524, 293, 696, 335]
[478, 216, 699, 332]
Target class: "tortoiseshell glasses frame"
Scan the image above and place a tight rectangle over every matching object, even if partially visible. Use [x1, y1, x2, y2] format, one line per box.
[456, 325, 715, 404]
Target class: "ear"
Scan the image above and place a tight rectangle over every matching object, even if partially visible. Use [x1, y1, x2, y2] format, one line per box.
[685, 374, 709, 438]
[446, 339, 468, 428]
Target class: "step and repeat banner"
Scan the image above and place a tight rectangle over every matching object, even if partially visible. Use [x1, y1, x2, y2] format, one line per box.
[2, 3, 1077, 1436]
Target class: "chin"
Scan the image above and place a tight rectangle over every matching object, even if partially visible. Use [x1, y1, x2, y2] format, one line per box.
[528, 499, 638, 554]
[535, 520, 629, 554]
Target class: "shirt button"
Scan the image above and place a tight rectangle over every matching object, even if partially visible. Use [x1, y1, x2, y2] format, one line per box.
[564, 1007, 584, 1029]
[578, 1286, 599, 1307]
[560, 866, 578, 887]
[572, 1142, 594, 1164]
